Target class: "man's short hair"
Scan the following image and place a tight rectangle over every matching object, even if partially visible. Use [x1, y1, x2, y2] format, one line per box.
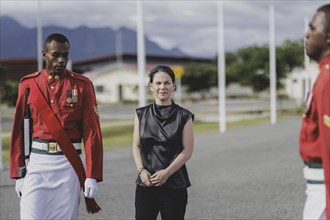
[44, 33, 70, 48]
[317, 4, 330, 33]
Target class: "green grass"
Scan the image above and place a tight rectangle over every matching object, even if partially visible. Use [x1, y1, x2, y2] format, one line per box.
[1, 111, 299, 165]
[1, 136, 10, 164]
[193, 115, 271, 133]
[101, 124, 134, 149]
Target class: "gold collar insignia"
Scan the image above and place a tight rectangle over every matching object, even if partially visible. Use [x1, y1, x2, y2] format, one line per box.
[323, 114, 330, 128]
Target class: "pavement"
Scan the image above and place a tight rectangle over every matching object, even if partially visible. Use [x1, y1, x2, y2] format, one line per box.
[0, 116, 306, 219]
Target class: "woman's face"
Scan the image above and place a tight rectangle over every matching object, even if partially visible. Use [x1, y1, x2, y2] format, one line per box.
[150, 71, 175, 105]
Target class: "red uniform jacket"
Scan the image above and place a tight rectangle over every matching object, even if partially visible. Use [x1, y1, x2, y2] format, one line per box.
[10, 69, 103, 182]
[299, 55, 330, 218]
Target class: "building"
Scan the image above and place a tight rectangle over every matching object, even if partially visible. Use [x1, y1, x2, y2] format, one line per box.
[1, 54, 320, 105]
[75, 53, 213, 103]
[83, 65, 140, 103]
[283, 61, 319, 103]
[0, 58, 38, 83]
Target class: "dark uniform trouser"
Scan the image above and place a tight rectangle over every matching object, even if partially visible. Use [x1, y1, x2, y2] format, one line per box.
[135, 185, 188, 220]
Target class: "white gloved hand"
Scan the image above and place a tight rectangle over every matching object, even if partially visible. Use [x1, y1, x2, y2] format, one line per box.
[84, 178, 98, 198]
[15, 178, 24, 198]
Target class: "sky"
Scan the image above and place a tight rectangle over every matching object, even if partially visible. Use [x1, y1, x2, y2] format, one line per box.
[1, 0, 329, 58]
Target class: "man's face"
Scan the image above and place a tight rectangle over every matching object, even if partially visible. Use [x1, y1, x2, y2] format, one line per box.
[42, 40, 69, 75]
[305, 11, 329, 61]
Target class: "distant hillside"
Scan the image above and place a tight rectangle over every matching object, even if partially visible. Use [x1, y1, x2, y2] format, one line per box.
[0, 16, 186, 61]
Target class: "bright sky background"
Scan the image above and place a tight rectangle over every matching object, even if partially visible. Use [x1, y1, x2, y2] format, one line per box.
[1, 0, 329, 58]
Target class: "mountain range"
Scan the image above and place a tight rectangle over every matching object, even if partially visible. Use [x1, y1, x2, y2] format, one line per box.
[0, 16, 186, 61]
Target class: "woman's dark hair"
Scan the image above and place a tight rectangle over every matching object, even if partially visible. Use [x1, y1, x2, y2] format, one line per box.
[148, 65, 175, 83]
[44, 33, 70, 49]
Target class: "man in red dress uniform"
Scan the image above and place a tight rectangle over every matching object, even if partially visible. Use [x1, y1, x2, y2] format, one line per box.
[299, 4, 330, 220]
[10, 33, 103, 219]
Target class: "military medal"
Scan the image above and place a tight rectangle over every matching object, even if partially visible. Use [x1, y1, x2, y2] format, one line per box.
[67, 90, 72, 104]
[72, 89, 78, 103]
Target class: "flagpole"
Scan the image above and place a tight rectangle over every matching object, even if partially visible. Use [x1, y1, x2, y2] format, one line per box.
[304, 17, 310, 100]
[37, 0, 43, 71]
[0, 97, 3, 171]
[269, 4, 277, 124]
[217, 1, 226, 133]
[116, 29, 123, 67]
[137, 0, 146, 107]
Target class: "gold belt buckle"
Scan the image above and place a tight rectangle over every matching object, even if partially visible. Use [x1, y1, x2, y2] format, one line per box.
[48, 143, 58, 153]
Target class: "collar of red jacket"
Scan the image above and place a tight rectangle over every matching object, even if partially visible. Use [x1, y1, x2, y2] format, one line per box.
[40, 69, 68, 82]
[319, 55, 330, 69]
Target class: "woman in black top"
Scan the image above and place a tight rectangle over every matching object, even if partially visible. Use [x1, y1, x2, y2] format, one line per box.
[132, 65, 194, 220]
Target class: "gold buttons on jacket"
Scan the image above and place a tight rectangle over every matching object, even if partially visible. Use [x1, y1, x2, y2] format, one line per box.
[51, 99, 55, 104]
[50, 86, 55, 90]
[48, 75, 60, 81]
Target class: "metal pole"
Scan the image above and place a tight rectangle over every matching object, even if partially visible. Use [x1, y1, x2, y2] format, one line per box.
[304, 17, 310, 100]
[176, 78, 182, 105]
[116, 29, 123, 67]
[0, 96, 3, 171]
[269, 4, 277, 124]
[217, 1, 226, 133]
[137, 0, 146, 107]
[37, 0, 43, 71]
[67, 60, 72, 71]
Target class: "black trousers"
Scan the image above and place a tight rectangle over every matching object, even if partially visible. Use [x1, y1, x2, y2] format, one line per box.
[135, 185, 188, 220]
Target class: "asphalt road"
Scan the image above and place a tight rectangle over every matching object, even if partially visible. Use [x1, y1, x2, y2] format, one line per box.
[0, 116, 305, 219]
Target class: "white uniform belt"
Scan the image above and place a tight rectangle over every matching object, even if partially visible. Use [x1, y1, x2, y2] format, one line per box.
[303, 166, 324, 181]
[32, 141, 81, 153]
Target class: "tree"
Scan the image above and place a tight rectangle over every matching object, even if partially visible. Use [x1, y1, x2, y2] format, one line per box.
[3, 80, 18, 107]
[0, 64, 19, 107]
[181, 39, 304, 99]
[226, 46, 269, 91]
[276, 39, 304, 81]
[0, 65, 6, 79]
[181, 62, 217, 98]
[0, 64, 7, 104]
[226, 39, 304, 92]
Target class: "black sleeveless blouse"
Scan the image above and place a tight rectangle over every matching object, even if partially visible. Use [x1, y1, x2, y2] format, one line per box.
[135, 102, 194, 189]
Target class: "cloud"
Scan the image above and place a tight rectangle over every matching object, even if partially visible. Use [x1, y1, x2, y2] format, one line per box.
[1, 0, 328, 57]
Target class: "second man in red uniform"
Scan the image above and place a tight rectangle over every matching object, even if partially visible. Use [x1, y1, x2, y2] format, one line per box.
[299, 4, 330, 220]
